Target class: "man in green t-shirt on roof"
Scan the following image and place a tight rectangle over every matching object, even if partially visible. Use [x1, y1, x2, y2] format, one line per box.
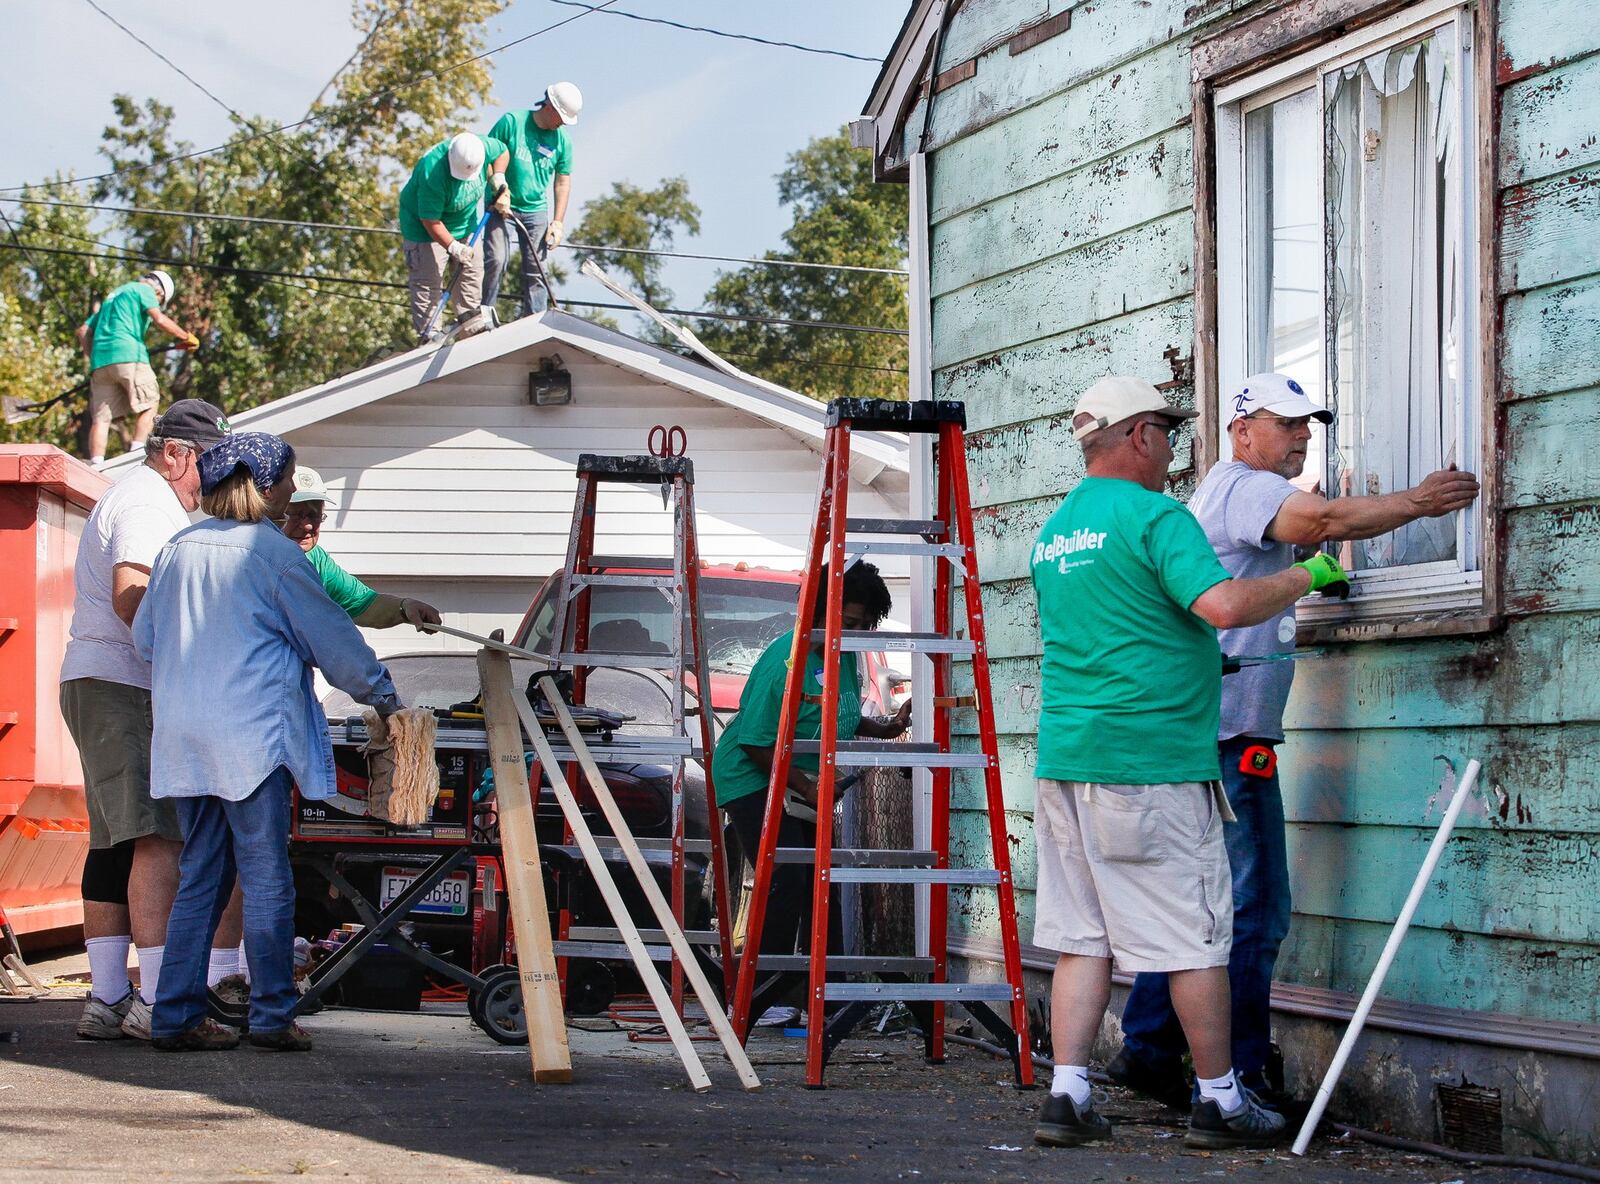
[482, 81, 580, 321]
[279, 466, 440, 631]
[398, 131, 511, 343]
[75, 270, 202, 465]
[1027, 376, 1347, 1153]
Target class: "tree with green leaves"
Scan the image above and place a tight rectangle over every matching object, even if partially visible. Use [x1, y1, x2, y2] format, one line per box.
[695, 129, 908, 401]
[570, 177, 700, 310]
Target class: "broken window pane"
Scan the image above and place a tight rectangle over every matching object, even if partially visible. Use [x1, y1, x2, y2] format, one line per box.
[1324, 25, 1463, 571]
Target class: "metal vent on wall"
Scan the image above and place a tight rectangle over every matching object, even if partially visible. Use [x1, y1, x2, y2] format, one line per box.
[1435, 1083, 1503, 1154]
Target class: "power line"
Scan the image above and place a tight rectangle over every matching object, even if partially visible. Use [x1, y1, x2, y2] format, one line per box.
[6, 198, 911, 276]
[715, 349, 907, 376]
[1, 242, 908, 334]
[83, 0, 244, 121]
[544, 1, 883, 63]
[0, 1, 620, 195]
[0, 205, 85, 328]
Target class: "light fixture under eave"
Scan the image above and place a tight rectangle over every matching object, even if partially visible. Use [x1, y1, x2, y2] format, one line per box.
[528, 355, 572, 406]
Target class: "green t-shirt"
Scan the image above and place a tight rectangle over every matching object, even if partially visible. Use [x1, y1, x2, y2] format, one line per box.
[83, 280, 159, 370]
[1030, 477, 1231, 785]
[710, 629, 862, 807]
[397, 134, 508, 242]
[487, 108, 572, 214]
[306, 544, 378, 619]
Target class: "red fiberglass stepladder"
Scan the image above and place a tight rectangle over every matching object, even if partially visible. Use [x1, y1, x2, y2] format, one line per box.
[728, 398, 1033, 1089]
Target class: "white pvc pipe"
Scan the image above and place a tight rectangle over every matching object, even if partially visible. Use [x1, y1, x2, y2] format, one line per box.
[1292, 758, 1483, 1155]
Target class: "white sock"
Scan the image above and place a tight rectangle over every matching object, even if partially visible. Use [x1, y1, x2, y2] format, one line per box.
[1051, 1064, 1092, 1105]
[85, 935, 132, 1004]
[129, 437, 148, 450]
[237, 940, 251, 985]
[90, 455, 105, 465]
[134, 944, 164, 1005]
[1198, 1069, 1244, 1114]
[206, 945, 239, 988]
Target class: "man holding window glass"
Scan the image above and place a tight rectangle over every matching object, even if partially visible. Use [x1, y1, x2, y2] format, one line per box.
[1112, 371, 1479, 1112]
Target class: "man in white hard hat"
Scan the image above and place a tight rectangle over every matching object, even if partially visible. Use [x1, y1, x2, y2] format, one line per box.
[398, 131, 511, 343]
[75, 270, 202, 465]
[1028, 376, 1351, 1152]
[280, 466, 440, 630]
[482, 82, 581, 320]
[1111, 373, 1479, 1112]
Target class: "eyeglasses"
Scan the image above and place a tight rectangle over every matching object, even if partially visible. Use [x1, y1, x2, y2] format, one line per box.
[1246, 412, 1315, 430]
[1127, 419, 1182, 448]
[284, 507, 326, 524]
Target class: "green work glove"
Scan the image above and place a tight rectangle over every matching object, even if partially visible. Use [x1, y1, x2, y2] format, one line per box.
[1295, 551, 1348, 593]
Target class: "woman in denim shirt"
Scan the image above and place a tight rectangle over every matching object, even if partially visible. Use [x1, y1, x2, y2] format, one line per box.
[134, 433, 403, 1051]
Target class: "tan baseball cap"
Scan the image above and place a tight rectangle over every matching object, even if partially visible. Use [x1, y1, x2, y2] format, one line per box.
[1072, 375, 1197, 441]
[289, 465, 340, 511]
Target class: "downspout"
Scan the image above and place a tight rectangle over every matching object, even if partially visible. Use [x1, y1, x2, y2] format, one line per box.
[908, 0, 954, 959]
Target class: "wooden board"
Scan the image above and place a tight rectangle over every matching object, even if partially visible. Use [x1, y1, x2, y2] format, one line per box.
[532, 676, 761, 1091]
[476, 649, 573, 1084]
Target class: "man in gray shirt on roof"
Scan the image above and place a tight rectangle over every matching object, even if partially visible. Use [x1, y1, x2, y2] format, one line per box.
[1112, 372, 1480, 1109]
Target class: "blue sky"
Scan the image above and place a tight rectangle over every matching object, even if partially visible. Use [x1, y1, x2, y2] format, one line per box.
[3, 1, 907, 316]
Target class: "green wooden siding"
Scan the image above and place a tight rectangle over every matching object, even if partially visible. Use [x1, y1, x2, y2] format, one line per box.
[909, 0, 1600, 1028]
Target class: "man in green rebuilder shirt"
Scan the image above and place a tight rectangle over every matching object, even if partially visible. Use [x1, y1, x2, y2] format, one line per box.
[482, 81, 580, 320]
[75, 270, 203, 465]
[398, 131, 511, 343]
[279, 467, 441, 631]
[1027, 376, 1346, 1153]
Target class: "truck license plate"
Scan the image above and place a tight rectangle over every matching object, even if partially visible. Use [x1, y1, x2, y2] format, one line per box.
[379, 866, 471, 916]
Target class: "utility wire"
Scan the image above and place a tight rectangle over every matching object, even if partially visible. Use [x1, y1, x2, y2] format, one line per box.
[0, 204, 85, 328]
[83, 0, 244, 121]
[1, 242, 908, 334]
[7, 197, 911, 276]
[0, 1, 620, 195]
[544, 1, 883, 63]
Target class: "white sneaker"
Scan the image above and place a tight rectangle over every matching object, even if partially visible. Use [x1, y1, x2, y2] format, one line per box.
[120, 994, 154, 1040]
[76, 989, 134, 1040]
[755, 1005, 802, 1028]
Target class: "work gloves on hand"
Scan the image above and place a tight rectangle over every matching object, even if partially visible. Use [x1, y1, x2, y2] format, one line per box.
[1295, 551, 1350, 595]
[177, 332, 200, 352]
[446, 239, 473, 264]
[545, 219, 564, 251]
[489, 173, 511, 215]
[400, 597, 442, 630]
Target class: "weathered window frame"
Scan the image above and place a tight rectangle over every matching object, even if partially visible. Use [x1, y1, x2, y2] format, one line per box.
[1192, 0, 1501, 643]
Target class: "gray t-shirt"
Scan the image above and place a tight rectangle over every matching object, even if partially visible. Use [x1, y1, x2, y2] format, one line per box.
[1189, 461, 1299, 741]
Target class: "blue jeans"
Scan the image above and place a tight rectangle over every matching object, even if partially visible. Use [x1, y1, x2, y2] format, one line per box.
[153, 767, 297, 1038]
[482, 209, 551, 319]
[1118, 736, 1292, 1085]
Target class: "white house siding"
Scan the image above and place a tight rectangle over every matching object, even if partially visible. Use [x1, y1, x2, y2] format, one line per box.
[282, 345, 910, 658]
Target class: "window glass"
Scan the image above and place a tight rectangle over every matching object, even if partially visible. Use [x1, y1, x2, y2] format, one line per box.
[1323, 24, 1463, 571]
[520, 576, 799, 675]
[1244, 86, 1325, 492]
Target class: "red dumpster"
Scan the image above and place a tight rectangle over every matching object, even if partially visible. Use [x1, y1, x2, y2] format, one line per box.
[0, 445, 108, 944]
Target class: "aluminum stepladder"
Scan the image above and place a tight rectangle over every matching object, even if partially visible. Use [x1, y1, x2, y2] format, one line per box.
[727, 398, 1034, 1088]
[546, 453, 736, 1019]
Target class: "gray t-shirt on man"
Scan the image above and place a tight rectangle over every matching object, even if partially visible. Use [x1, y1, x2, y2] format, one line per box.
[1189, 460, 1299, 741]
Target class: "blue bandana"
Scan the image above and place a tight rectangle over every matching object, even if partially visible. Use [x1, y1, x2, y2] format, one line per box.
[198, 432, 295, 496]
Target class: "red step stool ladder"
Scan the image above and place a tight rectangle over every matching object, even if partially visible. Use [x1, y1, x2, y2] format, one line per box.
[728, 398, 1034, 1088]
[546, 453, 735, 1021]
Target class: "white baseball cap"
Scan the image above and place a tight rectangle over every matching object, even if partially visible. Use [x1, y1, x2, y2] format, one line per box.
[289, 465, 339, 511]
[1227, 372, 1333, 426]
[1072, 375, 1197, 441]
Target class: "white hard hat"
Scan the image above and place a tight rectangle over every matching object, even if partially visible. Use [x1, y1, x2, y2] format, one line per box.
[289, 465, 340, 511]
[1072, 375, 1197, 441]
[446, 133, 486, 181]
[545, 81, 582, 125]
[1226, 372, 1333, 426]
[144, 270, 175, 305]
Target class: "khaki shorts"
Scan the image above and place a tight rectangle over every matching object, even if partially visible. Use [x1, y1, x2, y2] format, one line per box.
[60, 678, 181, 848]
[1032, 778, 1233, 973]
[89, 362, 161, 426]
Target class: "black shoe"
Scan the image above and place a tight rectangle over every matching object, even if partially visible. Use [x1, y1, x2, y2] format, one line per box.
[1184, 1091, 1288, 1149]
[1034, 1091, 1113, 1147]
[207, 987, 249, 1030]
[1107, 1047, 1193, 1109]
